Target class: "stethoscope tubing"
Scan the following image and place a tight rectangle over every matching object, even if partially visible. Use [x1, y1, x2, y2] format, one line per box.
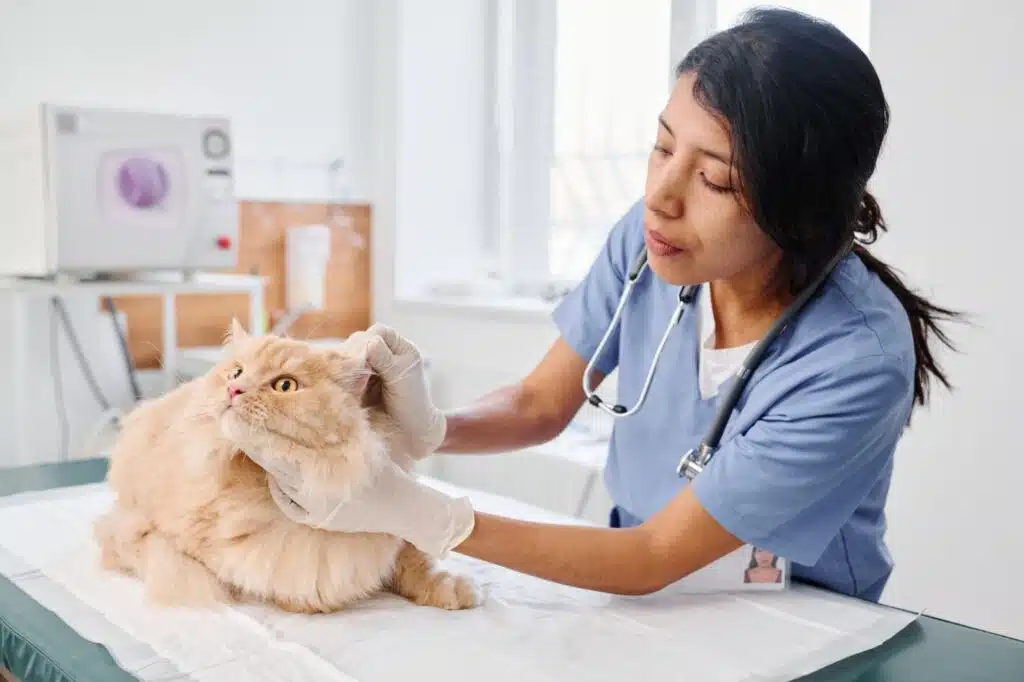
[581, 240, 853, 475]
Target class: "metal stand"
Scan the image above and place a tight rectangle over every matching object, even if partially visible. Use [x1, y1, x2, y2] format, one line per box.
[0, 271, 266, 467]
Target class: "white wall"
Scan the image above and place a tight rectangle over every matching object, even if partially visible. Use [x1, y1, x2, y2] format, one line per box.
[0, 0, 376, 201]
[868, 1, 1023, 641]
[0, 0, 377, 467]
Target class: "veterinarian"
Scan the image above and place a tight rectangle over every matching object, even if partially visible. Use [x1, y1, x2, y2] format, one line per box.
[255, 8, 961, 602]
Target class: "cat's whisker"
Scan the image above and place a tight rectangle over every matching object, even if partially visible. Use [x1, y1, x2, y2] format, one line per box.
[142, 341, 164, 370]
[302, 319, 327, 341]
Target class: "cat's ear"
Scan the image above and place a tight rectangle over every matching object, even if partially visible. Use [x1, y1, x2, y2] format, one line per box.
[223, 318, 250, 347]
[325, 350, 382, 408]
[359, 370, 384, 409]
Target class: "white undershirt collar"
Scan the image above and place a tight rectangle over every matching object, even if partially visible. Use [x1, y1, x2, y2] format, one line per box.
[697, 285, 758, 400]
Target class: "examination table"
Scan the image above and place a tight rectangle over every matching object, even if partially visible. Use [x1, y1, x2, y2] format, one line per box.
[1, 459, 1022, 682]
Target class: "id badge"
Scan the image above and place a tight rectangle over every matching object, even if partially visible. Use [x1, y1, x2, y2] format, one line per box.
[671, 544, 790, 593]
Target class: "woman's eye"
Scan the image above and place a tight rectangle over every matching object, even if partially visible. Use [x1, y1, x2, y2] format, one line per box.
[271, 376, 299, 393]
[652, 144, 671, 156]
[228, 365, 243, 379]
[699, 172, 733, 194]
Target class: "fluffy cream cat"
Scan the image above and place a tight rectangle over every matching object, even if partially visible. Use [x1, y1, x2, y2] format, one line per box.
[93, 320, 478, 613]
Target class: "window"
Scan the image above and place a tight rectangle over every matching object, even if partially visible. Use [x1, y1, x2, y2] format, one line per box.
[547, 0, 674, 285]
[486, 0, 674, 296]
[392, 0, 871, 305]
[515, 0, 871, 293]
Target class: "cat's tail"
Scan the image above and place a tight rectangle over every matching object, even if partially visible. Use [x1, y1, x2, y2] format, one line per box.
[94, 508, 230, 608]
[386, 541, 479, 610]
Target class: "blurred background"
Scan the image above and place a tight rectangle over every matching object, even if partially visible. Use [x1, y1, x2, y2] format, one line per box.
[0, 0, 1018, 641]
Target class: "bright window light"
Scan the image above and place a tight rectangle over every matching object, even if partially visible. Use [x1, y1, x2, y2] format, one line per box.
[547, 0, 673, 284]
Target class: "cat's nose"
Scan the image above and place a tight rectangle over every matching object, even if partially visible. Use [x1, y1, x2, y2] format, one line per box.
[228, 385, 245, 399]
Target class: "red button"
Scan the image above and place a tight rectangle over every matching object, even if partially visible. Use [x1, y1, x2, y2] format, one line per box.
[215, 236, 232, 250]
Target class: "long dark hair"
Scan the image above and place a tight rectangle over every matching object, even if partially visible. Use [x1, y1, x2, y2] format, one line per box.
[747, 548, 778, 570]
[677, 7, 961, 409]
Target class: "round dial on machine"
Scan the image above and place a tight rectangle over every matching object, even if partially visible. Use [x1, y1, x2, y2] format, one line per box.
[203, 128, 231, 160]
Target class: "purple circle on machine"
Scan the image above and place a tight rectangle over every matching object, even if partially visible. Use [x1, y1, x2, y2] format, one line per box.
[117, 157, 169, 209]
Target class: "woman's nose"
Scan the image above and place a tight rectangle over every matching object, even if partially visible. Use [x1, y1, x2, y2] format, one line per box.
[647, 165, 686, 219]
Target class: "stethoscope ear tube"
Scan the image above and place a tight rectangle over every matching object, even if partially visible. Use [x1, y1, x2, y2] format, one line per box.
[582, 252, 648, 416]
[627, 250, 648, 281]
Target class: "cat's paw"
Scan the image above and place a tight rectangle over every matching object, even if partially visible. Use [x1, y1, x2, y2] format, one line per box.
[448, 574, 481, 610]
[389, 542, 481, 610]
[416, 572, 480, 610]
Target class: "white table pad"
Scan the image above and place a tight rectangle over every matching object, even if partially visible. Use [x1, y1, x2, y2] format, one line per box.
[0, 480, 918, 682]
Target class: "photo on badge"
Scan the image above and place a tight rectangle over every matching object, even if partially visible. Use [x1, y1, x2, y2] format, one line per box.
[744, 546, 784, 584]
[662, 543, 789, 593]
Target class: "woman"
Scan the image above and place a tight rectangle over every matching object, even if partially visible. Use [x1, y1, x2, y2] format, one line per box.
[259, 8, 961, 602]
[744, 548, 782, 584]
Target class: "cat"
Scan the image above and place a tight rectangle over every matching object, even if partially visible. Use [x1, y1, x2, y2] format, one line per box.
[93, 320, 478, 613]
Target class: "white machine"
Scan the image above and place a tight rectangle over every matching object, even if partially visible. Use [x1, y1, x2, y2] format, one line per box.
[0, 103, 239, 277]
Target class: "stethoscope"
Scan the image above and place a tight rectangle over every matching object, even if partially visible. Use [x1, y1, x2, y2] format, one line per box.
[581, 241, 853, 481]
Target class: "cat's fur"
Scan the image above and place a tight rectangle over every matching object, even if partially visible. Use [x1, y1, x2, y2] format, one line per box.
[93, 321, 477, 613]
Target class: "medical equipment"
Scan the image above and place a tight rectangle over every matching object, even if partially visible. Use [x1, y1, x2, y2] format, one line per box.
[286, 223, 332, 313]
[581, 242, 853, 480]
[0, 103, 238, 278]
[0, 273, 266, 468]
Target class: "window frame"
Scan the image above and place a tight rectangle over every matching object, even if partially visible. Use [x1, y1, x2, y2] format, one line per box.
[486, 0, 557, 296]
[483, 0, 716, 297]
[391, 0, 868, 310]
[391, 0, 716, 306]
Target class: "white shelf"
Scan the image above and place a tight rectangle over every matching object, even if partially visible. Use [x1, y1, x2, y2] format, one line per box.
[0, 272, 266, 296]
[1, 272, 266, 467]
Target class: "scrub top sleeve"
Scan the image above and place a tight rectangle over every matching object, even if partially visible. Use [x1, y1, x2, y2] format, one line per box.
[551, 202, 642, 375]
[689, 353, 913, 566]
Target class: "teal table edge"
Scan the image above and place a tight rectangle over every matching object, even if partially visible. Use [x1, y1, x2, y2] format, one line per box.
[0, 459, 138, 682]
[1, 459, 1022, 682]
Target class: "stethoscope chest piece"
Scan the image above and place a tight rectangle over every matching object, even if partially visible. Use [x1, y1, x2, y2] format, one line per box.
[676, 443, 714, 481]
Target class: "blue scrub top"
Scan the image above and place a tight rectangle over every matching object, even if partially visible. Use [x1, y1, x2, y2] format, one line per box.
[552, 201, 916, 601]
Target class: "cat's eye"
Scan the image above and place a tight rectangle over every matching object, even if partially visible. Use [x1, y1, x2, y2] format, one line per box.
[271, 376, 299, 393]
[228, 365, 243, 379]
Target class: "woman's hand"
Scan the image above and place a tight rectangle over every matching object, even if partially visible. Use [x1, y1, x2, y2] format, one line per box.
[345, 324, 446, 460]
[250, 449, 475, 558]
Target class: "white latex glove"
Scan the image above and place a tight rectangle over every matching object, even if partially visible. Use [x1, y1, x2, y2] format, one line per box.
[343, 324, 447, 460]
[249, 450, 475, 559]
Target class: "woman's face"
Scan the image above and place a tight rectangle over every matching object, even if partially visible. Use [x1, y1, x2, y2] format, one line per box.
[753, 549, 774, 567]
[643, 72, 781, 288]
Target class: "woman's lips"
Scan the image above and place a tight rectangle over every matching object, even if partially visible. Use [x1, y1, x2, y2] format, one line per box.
[644, 228, 684, 257]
